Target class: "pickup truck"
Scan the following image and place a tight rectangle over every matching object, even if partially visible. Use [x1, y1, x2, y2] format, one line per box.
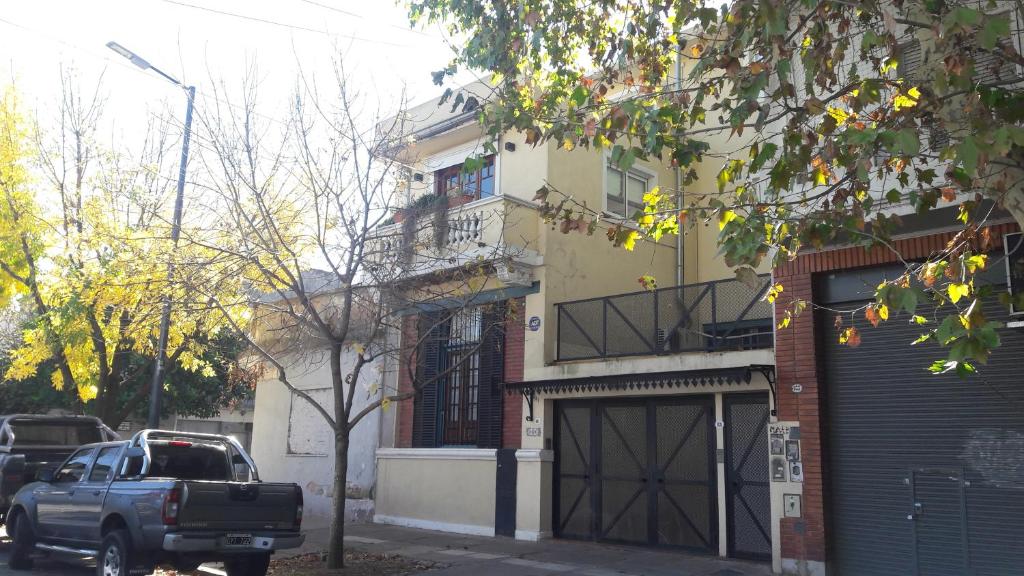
[1, 414, 119, 527]
[6, 429, 304, 576]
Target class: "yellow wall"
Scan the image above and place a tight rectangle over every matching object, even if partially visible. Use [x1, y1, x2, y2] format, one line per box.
[375, 450, 497, 535]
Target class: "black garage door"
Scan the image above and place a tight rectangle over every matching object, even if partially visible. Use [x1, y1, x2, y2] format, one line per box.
[822, 277, 1024, 575]
[554, 396, 718, 551]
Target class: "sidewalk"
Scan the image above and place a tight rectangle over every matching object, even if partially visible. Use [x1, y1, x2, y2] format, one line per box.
[303, 522, 773, 576]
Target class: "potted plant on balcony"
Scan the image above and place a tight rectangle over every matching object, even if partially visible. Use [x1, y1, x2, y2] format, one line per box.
[392, 193, 443, 224]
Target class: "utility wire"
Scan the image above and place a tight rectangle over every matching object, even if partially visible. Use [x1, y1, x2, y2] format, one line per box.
[159, 0, 411, 47]
[295, 0, 433, 37]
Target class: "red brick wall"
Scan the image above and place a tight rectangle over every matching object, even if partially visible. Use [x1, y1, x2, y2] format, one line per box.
[773, 222, 1019, 563]
[396, 315, 418, 449]
[502, 298, 526, 449]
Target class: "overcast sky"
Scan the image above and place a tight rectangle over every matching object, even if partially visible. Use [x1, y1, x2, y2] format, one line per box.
[0, 0, 468, 139]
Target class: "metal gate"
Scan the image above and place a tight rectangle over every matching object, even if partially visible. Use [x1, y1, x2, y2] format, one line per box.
[554, 396, 717, 551]
[723, 393, 772, 560]
[821, 276, 1024, 575]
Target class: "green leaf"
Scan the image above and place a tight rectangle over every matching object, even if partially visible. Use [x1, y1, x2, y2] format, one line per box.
[894, 129, 920, 156]
[958, 136, 980, 174]
[979, 16, 1010, 49]
[750, 142, 778, 172]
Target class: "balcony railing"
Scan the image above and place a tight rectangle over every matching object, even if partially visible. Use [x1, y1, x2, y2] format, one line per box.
[555, 275, 774, 362]
[368, 195, 540, 280]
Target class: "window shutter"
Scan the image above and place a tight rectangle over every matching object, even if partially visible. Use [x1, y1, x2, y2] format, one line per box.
[413, 313, 443, 448]
[476, 302, 507, 449]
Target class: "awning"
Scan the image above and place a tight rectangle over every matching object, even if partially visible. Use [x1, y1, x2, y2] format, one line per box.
[504, 365, 776, 422]
[504, 365, 772, 395]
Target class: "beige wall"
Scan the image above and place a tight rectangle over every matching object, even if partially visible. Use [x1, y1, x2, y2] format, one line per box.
[250, 349, 383, 528]
[375, 449, 497, 536]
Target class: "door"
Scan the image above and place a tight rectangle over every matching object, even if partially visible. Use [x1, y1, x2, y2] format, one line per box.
[68, 445, 121, 544]
[554, 396, 717, 551]
[910, 468, 969, 576]
[598, 402, 648, 544]
[821, 274, 1024, 575]
[494, 448, 517, 537]
[36, 447, 95, 539]
[724, 393, 771, 560]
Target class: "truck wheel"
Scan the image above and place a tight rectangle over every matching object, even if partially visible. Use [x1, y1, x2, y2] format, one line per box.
[97, 529, 134, 576]
[8, 511, 35, 570]
[224, 553, 271, 576]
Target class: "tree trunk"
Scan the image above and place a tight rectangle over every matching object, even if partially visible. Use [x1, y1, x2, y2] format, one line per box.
[326, 428, 350, 569]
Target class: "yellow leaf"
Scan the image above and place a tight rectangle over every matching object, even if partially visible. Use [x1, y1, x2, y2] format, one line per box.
[893, 86, 921, 111]
[948, 283, 969, 303]
[718, 210, 738, 231]
[381, 398, 392, 412]
[878, 304, 889, 321]
[622, 230, 639, 251]
[827, 106, 849, 124]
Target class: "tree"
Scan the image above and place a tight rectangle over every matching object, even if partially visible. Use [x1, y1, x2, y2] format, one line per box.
[409, 0, 1024, 374]
[0, 75, 247, 427]
[187, 58, 515, 568]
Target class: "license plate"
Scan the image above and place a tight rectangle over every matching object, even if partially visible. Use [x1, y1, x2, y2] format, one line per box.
[225, 534, 253, 547]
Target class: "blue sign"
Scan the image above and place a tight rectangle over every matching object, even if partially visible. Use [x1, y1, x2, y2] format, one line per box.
[528, 316, 541, 331]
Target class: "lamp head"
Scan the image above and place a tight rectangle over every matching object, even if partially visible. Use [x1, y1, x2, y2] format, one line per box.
[106, 41, 151, 71]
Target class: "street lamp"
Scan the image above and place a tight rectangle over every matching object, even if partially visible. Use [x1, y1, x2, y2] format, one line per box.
[107, 41, 195, 429]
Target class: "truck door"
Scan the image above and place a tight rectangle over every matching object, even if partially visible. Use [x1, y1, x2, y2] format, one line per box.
[36, 447, 95, 540]
[68, 445, 122, 545]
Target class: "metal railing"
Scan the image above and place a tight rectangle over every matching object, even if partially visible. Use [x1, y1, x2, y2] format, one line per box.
[555, 275, 774, 361]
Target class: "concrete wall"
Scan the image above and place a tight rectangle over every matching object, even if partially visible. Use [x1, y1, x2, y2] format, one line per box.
[375, 448, 497, 536]
[250, 348, 384, 528]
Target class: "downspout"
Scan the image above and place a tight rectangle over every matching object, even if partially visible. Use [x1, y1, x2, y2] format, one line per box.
[675, 47, 685, 288]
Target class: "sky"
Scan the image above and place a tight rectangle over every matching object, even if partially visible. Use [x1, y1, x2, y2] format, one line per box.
[0, 0, 470, 140]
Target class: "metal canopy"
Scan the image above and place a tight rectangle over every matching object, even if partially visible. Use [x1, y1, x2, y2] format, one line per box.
[504, 366, 767, 395]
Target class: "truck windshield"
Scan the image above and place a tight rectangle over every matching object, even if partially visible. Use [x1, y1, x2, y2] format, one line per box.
[144, 443, 233, 481]
[8, 421, 104, 446]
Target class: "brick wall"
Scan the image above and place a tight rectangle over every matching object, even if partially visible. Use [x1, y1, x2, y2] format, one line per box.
[502, 298, 526, 449]
[773, 222, 1018, 564]
[396, 315, 418, 449]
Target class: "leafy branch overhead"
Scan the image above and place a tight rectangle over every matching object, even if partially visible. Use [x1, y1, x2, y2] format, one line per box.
[410, 0, 1024, 373]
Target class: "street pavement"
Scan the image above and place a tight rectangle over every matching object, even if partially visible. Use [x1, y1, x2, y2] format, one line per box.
[1, 523, 773, 576]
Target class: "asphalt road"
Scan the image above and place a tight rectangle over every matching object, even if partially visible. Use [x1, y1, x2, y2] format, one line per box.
[0, 528, 94, 576]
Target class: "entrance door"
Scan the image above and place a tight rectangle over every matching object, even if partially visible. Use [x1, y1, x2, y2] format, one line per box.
[554, 396, 717, 551]
[724, 393, 771, 560]
[911, 468, 969, 576]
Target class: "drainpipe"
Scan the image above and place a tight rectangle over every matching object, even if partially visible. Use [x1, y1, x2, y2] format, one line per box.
[675, 47, 685, 288]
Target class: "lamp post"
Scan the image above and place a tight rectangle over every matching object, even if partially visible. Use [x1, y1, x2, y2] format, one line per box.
[106, 41, 195, 429]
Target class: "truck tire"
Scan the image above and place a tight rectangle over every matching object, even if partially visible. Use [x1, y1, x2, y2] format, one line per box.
[97, 529, 135, 576]
[223, 553, 271, 576]
[8, 511, 35, 570]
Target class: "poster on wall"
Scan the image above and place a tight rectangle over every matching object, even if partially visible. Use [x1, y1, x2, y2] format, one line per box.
[1007, 232, 1024, 315]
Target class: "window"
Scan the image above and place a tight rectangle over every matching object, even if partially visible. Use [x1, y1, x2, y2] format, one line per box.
[605, 164, 649, 219]
[441, 308, 483, 445]
[88, 446, 121, 482]
[55, 448, 95, 483]
[147, 443, 232, 481]
[287, 388, 332, 456]
[7, 420, 104, 446]
[435, 155, 496, 200]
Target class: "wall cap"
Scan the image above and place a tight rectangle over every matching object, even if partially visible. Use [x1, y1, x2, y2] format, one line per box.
[376, 448, 497, 461]
[515, 449, 554, 462]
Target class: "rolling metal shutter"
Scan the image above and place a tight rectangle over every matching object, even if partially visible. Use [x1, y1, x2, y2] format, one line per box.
[821, 285, 1024, 575]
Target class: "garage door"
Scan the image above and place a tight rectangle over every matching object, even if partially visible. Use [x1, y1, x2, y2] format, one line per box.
[822, 290, 1024, 575]
[554, 396, 718, 551]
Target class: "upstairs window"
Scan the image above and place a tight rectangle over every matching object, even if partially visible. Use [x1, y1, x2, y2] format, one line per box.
[606, 164, 649, 219]
[435, 155, 496, 200]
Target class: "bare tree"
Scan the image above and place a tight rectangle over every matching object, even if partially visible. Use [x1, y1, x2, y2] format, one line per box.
[187, 55, 525, 569]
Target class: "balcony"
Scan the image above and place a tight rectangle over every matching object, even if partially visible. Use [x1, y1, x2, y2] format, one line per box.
[555, 275, 773, 362]
[368, 195, 541, 284]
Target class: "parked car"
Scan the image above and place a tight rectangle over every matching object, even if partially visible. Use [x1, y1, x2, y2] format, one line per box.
[0, 414, 119, 527]
[5, 429, 304, 576]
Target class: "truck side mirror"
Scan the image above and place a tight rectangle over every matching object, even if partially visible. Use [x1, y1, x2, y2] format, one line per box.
[36, 469, 55, 483]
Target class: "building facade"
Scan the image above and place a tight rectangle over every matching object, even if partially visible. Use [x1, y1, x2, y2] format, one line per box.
[371, 79, 778, 565]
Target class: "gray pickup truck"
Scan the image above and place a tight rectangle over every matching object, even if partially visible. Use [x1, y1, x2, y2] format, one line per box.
[6, 429, 304, 576]
[1, 414, 120, 526]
